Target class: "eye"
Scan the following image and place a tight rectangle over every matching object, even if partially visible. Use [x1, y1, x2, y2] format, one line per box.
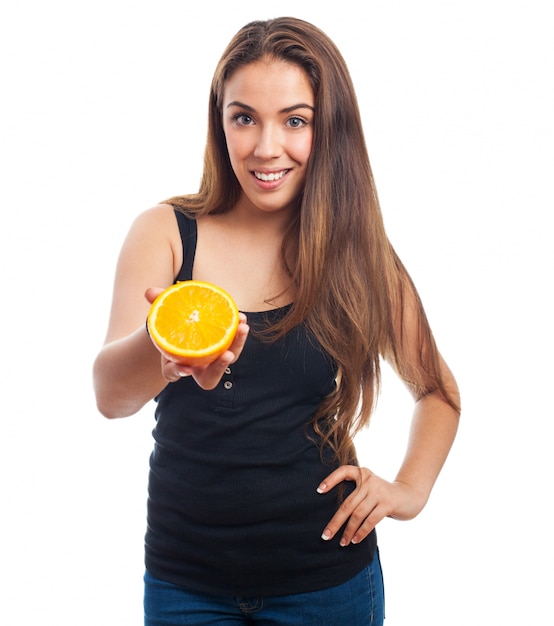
[232, 113, 254, 126]
[286, 116, 309, 129]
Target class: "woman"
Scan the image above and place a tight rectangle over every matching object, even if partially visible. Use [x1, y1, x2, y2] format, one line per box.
[93, 16, 460, 626]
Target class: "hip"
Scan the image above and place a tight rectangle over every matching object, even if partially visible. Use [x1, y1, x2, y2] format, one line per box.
[144, 547, 384, 625]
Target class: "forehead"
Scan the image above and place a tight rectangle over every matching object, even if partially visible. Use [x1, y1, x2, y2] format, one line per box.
[222, 59, 314, 108]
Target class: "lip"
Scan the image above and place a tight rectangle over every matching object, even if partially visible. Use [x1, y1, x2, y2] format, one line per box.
[251, 168, 291, 189]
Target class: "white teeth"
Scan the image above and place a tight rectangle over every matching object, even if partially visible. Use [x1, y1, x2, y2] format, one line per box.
[254, 170, 287, 182]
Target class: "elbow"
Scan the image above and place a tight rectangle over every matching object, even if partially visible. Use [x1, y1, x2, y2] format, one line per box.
[92, 354, 133, 419]
[94, 388, 127, 420]
[93, 363, 119, 419]
[93, 369, 133, 420]
[94, 394, 142, 420]
[95, 399, 125, 420]
[92, 351, 156, 419]
[444, 371, 461, 417]
[93, 376, 145, 419]
[437, 357, 462, 416]
[93, 377, 147, 419]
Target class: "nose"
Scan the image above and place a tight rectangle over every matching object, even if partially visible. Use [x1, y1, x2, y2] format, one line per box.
[253, 124, 283, 160]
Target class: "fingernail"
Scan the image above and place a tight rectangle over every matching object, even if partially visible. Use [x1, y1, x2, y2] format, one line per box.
[316, 483, 327, 494]
[340, 538, 348, 547]
[321, 530, 332, 541]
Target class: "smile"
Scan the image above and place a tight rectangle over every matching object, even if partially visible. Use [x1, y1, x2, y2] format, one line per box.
[253, 170, 289, 182]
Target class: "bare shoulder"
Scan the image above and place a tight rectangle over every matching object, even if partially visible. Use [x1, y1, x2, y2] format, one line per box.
[123, 203, 182, 270]
[130, 202, 178, 230]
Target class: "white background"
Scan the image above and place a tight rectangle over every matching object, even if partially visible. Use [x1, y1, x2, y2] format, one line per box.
[1, 1, 552, 624]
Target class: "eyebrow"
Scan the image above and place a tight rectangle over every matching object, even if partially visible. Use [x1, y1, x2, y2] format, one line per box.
[226, 100, 315, 113]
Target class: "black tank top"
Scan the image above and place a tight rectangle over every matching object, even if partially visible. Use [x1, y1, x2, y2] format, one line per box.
[144, 209, 376, 596]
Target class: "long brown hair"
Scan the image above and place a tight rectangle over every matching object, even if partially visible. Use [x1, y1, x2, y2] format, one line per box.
[166, 17, 460, 466]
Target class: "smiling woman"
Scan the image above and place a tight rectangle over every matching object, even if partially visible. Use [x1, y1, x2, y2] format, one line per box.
[92, 16, 460, 626]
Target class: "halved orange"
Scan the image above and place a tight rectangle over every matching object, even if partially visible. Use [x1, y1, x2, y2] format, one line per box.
[147, 280, 240, 365]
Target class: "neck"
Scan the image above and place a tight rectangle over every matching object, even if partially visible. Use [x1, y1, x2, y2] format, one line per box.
[228, 194, 297, 235]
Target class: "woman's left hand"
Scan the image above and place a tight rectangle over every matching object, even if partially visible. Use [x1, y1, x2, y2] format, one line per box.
[317, 465, 424, 546]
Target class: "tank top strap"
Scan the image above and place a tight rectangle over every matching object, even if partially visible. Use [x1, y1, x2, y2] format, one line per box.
[173, 208, 197, 282]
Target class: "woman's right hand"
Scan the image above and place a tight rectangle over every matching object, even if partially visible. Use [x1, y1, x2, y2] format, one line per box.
[145, 287, 250, 390]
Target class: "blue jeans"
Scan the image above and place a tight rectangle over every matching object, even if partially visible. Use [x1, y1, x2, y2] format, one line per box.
[144, 549, 384, 625]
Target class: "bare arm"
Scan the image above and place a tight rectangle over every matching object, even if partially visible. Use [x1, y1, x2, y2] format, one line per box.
[93, 204, 182, 418]
[318, 285, 460, 545]
[391, 360, 460, 519]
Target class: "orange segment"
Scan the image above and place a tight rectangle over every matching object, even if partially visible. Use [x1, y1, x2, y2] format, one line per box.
[147, 281, 240, 365]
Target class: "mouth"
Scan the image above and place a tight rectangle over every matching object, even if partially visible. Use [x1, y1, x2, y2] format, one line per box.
[253, 169, 290, 182]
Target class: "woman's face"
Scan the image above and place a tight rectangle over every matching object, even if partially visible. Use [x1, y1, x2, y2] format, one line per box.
[222, 58, 314, 216]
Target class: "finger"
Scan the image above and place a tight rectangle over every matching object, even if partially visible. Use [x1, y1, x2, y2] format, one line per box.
[162, 359, 194, 383]
[338, 482, 397, 546]
[338, 496, 380, 546]
[144, 287, 165, 304]
[348, 505, 387, 545]
[191, 353, 236, 390]
[226, 316, 249, 363]
[317, 465, 359, 494]
[320, 487, 369, 544]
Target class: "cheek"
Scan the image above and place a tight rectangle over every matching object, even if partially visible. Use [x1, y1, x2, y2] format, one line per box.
[225, 133, 251, 167]
[294, 133, 313, 163]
